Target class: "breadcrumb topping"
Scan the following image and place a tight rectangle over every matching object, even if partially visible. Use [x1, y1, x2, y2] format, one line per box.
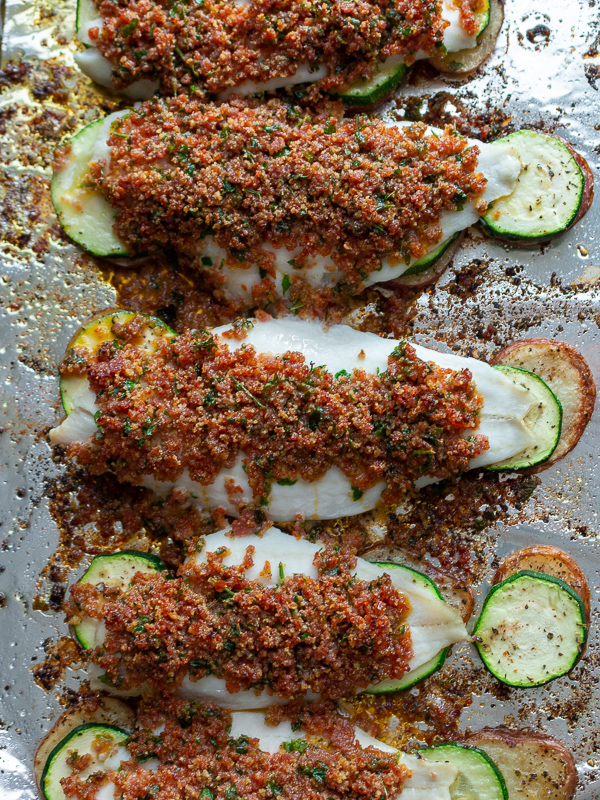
[87, 0, 484, 96]
[89, 96, 487, 297]
[61, 698, 410, 800]
[60, 314, 487, 512]
[67, 542, 413, 697]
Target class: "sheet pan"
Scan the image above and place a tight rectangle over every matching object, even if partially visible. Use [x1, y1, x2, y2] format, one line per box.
[1, 0, 599, 795]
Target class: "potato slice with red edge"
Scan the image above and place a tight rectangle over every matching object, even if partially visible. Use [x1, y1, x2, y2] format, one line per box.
[465, 727, 578, 800]
[493, 545, 590, 623]
[428, 0, 504, 76]
[491, 339, 596, 469]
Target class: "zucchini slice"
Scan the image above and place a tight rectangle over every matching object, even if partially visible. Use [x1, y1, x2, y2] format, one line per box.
[52, 115, 129, 257]
[485, 365, 562, 470]
[399, 234, 460, 278]
[473, 1, 491, 37]
[473, 571, 588, 688]
[481, 131, 586, 243]
[60, 310, 175, 416]
[392, 233, 463, 288]
[40, 723, 130, 800]
[372, 648, 448, 693]
[65, 309, 174, 358]
[490, 338, 596, 469]
[366, 562, 448, 693]
[335, 59, 410, 107]
[420, 743, 508, 800]
[492, 546, 591, 624]
[73, 551, 166, 650]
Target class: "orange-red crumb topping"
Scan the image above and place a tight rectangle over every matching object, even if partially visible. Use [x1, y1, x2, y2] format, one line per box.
[59, 315, 487, 512]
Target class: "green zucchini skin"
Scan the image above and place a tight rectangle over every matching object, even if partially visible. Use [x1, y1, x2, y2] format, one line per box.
[370, 648, 449, 693]
[334, 61, 410, 108]
[73, 550, 167, 650]
[60, 311, 175, 417]
[51, 117, 130, 258]
[420, 743, 508, 800]
[485, 365, 562, 470]
[480, 131, 586, 244]
[400, 234, 460, 278]
[473, 570, 588, 688]
[40, 723, 130, 800]
[372, 561, 444, 598]
[366, 561, 448, 693]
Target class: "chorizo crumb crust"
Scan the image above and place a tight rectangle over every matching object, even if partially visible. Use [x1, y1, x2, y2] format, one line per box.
[84, 97, 487, 296]
[60, 315, 487, 510]
[67, 543, 413, 697]
[88, 0, 484, 96]
[61, 698, 410, 800]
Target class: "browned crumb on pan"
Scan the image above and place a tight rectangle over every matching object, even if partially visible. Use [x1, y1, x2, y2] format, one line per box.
[385, 472, 540, 583]
[393, 92, 516, 142]
[45, 466, 214, 577]
[101, 257, 424, 335]
[100, 259, 243, 331]
[345, 667, 474, 747]
[32, 636, 85, 692]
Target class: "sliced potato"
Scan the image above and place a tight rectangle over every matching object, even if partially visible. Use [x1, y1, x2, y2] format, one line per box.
[493, 545, 590, 623]
[465, 728, 578, 800]
[34, 696, 135, 790]
[429, 0, 504, 76]
[491, 339, 596, 468]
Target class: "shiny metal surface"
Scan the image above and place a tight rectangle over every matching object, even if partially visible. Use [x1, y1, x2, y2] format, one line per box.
[1, 0, 599, 796]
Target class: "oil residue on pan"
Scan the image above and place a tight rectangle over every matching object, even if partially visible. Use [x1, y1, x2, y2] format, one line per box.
[0, 0, 599, 797]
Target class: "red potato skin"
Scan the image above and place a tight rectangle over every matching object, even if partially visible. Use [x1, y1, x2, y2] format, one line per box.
[491, 338, 596, 470]
[493, 545, 591, 624]
[465, 727, 578, 800]
[419, 561, 475, 622]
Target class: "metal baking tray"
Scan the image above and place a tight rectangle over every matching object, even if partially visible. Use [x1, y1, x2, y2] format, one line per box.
[1, 0, 599, 796]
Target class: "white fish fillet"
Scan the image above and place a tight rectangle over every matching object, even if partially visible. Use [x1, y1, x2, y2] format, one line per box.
[51, 317, 536, 520]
